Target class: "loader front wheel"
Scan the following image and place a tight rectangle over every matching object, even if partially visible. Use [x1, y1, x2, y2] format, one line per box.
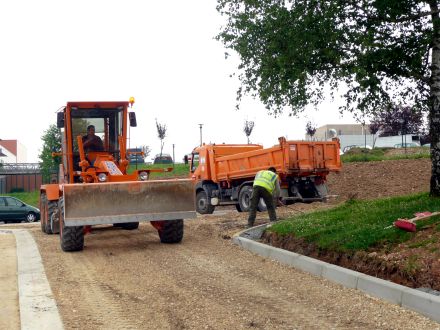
[196, 191, 215, 214]
[59, 198, 84, 252]
[152, 220, 184, 244]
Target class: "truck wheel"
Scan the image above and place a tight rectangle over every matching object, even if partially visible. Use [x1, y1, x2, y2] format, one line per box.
[152, 220, 184, 243]
[238, 185, 253, 212]
[196, 191, 215, 214]
[235, 204, 243, 212]
[59, 198, 84, 252]
[257, 198, 267, 212]
[49, 201, 60, 234]
[117, 222, 139, 230]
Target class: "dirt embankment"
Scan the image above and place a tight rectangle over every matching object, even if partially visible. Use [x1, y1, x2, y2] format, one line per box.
[264, 158, 440, 291]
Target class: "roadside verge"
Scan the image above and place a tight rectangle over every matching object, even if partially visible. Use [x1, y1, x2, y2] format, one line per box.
[232, 224, 440, 324]
[6, 229, 63, 330]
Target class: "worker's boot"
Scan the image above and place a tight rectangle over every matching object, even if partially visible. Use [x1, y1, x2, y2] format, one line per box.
[246, 220, 254, 229]
[268, 208, 277, 222]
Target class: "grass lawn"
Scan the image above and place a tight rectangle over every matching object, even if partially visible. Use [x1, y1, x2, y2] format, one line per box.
[127, 163, 190, 178]
[341, 147, 430, 163]
[3, 191, 40, 207]
[267, 192, 440, 252]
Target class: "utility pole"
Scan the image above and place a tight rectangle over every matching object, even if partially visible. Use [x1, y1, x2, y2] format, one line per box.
[199, 124, 203, 146]
[172, 144, 175, 167]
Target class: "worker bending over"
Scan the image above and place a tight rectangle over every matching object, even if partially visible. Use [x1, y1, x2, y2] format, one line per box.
[247, 167, 280, 228]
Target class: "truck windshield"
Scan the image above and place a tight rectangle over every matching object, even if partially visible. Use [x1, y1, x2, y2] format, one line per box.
[71, 108, 123, 155]
[191, 153, 199, 172]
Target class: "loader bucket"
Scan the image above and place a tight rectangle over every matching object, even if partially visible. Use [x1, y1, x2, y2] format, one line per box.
[62, 179, 196, 226]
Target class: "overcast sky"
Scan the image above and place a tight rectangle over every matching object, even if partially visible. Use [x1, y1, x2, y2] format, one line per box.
[0, 0, 356, 163]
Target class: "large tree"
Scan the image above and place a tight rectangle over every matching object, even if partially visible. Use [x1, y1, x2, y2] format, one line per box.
[216, 1, 440, 195]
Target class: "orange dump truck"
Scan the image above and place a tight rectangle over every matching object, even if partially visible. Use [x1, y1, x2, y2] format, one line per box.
[190, 137, 341, 214]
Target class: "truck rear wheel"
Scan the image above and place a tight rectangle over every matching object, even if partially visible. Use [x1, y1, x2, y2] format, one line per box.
[238, 185, 252, 212]
[40, 194, 55, 234]
[151, 220, 184, 243]
[196, 191, 215, 214]
[59, 198, 84, 252]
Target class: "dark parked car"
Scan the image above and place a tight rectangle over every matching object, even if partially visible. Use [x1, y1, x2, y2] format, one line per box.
[0, 196, 40, 223]
[127, 148, 145, 164]
[153, 154, 173, 164]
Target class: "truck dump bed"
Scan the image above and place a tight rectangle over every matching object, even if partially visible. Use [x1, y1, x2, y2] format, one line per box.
[212, 138, 341, 182]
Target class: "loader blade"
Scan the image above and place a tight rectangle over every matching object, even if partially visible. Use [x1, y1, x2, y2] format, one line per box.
[62, 179, 196, 226]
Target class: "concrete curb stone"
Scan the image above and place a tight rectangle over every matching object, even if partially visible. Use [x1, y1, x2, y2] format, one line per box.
[11, 229, 64, 330]
[232, 223, 440, 323]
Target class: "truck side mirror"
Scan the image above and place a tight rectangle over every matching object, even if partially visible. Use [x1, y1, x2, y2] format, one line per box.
[129, 112, 137, 127]
[57, 112, 65, 128]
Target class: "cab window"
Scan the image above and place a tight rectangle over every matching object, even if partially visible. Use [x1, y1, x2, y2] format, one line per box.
[191, 153, 199, 172]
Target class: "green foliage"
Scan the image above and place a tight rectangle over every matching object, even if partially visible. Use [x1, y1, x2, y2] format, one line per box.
[216, 1, 431, 115]
[267, 193, 440, 252]
[38, 124, 61, 182]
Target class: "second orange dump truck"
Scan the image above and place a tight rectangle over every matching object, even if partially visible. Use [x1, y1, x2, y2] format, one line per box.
[190, 137, 341, 214]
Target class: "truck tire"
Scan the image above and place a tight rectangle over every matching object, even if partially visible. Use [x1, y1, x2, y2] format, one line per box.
[152, 220, 184, 243]
[238, 185, 253, 212]
[59, 198, 84, 252]
[196, 191, 215, 214]
[235, 204, 243, 212]
[257, 198, 267, 212]
[117, 222, 139, 230]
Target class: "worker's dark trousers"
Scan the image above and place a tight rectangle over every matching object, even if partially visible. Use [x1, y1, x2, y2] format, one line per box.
[248, 185, 277, 226]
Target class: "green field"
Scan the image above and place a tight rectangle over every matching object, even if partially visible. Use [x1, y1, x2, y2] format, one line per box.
[341, 147, 430, 163]
[267, 193, 440, 252]
[2, 191, 40, 207]
[127, 163, 190, 178]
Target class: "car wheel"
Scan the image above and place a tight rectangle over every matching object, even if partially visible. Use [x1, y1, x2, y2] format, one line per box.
[25, 212, 37, 223]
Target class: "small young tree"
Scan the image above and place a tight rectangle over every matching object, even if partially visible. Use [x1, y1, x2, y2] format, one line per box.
[369, 122, 381, 148]
[141, 145, 151, 159]
[243, 120, 255, 144]
[369, 105, 424, 137]
[39, 124, 62, 182]
[155, 119, 167, 157]
[305, 121, 317, 141]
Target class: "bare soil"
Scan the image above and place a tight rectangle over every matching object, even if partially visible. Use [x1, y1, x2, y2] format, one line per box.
[263, 157, 440, 291]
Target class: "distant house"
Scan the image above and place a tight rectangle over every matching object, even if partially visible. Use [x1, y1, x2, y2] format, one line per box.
[313, 124, 420, 150]
[0, 139, 27, 163]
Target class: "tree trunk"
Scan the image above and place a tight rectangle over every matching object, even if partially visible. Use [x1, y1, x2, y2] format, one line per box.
[430, 2, 440, 196]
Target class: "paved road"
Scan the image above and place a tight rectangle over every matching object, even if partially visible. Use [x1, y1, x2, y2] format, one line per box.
[25, 209, 439, 330]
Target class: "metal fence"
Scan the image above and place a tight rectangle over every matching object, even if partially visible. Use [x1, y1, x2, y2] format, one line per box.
[0, 163, 57, 193]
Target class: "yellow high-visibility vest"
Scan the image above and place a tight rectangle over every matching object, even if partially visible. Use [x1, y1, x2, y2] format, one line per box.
[253, 170, 277, 193]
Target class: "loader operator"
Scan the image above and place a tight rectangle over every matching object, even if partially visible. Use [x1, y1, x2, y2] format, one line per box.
[247, 167, 280, 228]
[82, 125, 104, 152]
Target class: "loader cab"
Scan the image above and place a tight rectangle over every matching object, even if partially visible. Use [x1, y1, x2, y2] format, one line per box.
[61, 102, 131, 183]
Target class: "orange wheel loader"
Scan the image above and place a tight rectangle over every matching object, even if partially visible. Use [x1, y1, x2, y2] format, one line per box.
[39, 99, 196, 252]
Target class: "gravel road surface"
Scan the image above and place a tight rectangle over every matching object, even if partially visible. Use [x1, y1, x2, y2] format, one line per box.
[29, 209, 439, 330]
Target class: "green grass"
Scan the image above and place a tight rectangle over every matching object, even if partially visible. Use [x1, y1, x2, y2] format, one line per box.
[267, 192, 440, 252]
[341, 147, 430, 163]
[127, 163, 189, 178]
[2, 191, 40, 207]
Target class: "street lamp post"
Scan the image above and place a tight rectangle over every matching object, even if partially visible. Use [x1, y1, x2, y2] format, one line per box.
[172, 144, 175, 167]
[199, 124, 203, 146]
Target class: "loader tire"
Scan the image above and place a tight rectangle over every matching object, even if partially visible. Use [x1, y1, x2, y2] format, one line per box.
[59, 198, 84, 252]
[196, 191, 215, 214]
[158, 220, 184, 244]
[118, 222, 139, 230]
[40, 194, 54, 234]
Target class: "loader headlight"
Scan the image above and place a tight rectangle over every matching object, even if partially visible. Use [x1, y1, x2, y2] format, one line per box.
[98, 173, 108, 182]
[139, 171, 149, 181]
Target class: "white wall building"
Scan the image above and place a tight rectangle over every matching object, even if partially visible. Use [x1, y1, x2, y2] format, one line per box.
[0, 140, 27, 163]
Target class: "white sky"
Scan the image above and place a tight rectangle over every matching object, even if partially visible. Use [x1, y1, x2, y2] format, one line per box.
[0, 0, 356, 163]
